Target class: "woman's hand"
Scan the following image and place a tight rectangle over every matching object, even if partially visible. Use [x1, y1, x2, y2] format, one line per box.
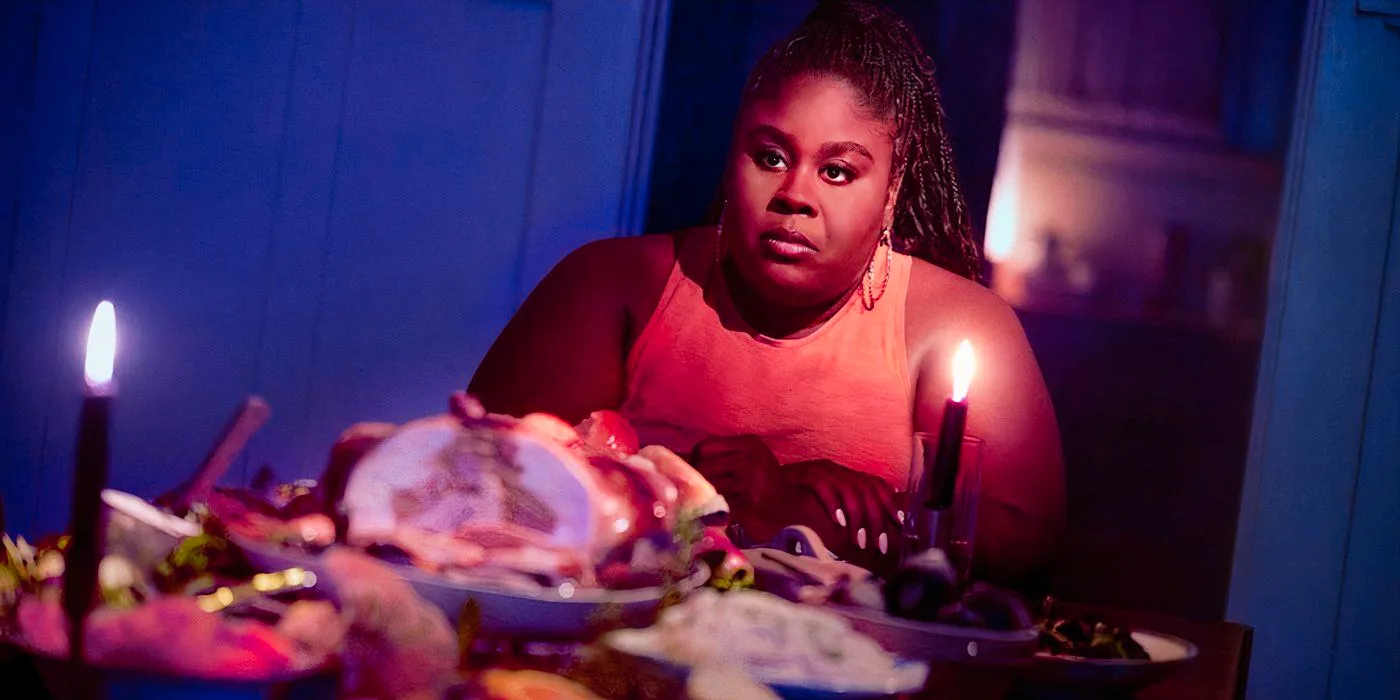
[690, 436, 901, 571]
[778, 459, 902, 558]
[689, 434, 782, 512]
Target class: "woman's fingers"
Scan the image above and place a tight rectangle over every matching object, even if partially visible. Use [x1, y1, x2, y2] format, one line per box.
[820, 479, 854, 548]
[868, 476, 903, 537]
[850, 481, 882, 553]
[808, 480, 843, 525]
[775, 461, 905, 559]
[799, 478, 860, 554]
[836, 475, 898, 556]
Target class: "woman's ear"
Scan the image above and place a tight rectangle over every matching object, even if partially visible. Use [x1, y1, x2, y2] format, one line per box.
[882, 168, 903, 229]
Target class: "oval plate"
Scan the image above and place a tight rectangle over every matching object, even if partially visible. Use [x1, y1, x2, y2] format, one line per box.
[1017, 629, 1199, 692]
[231, 535, 708, 640]
[834, 605, 1039, 665]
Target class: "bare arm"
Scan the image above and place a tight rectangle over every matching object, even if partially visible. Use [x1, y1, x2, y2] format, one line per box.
[910, 277, 1066, 586]
[468, 235, 675, 424]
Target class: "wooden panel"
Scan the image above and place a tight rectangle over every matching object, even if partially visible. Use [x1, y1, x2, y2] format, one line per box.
[1358, 0, 1400, 15]
[297, 1, 550, 468]
[1328, 129, 1400, 699]
[0, 0, 41, 337]
[42, 0, 297, 534]
[516, 0, 664, 294]
[1, 0, 100, 535]
[0, 1, 671, 535]
[1227, 1, 1400, 697]
[242, 0, 359, 482]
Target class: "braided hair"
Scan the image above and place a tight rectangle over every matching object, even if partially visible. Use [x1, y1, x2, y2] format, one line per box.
[713, 0, 983, 282]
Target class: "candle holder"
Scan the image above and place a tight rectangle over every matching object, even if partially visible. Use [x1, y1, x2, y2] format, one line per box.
[901, 433, 983, 582]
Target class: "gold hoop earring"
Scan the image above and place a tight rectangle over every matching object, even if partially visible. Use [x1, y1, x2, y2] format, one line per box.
[861, 228, 892, 311]
[714, 201, 727, 267]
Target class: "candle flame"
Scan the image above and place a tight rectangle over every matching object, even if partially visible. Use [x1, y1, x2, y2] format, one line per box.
[951, 339, 975, 402]
[85, 301, 116, 391]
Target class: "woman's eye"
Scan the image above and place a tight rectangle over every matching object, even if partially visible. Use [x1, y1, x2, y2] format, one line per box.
[821, 165, 853, 183]
[756, 150, 787, 170]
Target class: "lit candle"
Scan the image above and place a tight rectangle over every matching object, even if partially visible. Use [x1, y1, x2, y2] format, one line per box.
[64, 300, 116, 664]
[928, 340, 976, 510]
[906, 340, 975, 558]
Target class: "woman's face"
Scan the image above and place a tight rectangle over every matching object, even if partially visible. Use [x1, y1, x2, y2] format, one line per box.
[723, 75, 898, 308]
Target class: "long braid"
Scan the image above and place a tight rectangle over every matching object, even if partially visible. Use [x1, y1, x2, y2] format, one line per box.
[718, 0, 983, 282]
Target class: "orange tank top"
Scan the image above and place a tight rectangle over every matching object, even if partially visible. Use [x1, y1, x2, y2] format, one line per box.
[619, 227, 915, 487]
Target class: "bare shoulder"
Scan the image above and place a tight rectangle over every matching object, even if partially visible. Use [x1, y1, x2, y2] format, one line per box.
[905, 257, 1025, 359]
[468, 230, 693, 421]
[561, 231, 680, 282]
[552, 231, 687, 313]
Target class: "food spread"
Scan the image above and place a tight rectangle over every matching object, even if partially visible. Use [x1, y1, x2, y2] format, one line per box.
[0, 394, 1180, 698]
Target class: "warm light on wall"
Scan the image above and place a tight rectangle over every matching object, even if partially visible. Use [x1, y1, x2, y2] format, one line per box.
[984, 141, 1022, 265]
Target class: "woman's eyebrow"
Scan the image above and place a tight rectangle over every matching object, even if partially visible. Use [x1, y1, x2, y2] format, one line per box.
[744, 125, 873, 163]
[817, 141, 872, 162]
[745, 124, 796, 149]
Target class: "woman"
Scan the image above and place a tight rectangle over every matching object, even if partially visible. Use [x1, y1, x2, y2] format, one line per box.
[469, 0, 1064, 585]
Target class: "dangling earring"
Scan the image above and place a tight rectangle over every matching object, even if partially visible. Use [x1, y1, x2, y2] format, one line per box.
[861, 227, 893, 311]
[714, 200, 728, 267]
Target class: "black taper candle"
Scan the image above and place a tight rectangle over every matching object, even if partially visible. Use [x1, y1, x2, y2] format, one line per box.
[66, 300, 116, 674]
[925, 398, 968, 510]
[65, 392, 110, 666]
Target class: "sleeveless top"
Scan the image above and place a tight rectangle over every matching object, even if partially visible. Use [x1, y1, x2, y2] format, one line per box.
[618, 227, 915, 488]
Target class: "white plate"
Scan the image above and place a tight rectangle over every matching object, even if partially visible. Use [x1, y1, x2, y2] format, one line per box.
[231, 535, 708, 640]
[603, 628, 929, 699]
[1019, 629, 1198, 692]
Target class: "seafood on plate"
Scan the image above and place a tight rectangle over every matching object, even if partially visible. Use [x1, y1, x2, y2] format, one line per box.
[1035, 598, 1152, 661]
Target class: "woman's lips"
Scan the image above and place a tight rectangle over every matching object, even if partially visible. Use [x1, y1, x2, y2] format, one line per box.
[758, 228, 818, 261]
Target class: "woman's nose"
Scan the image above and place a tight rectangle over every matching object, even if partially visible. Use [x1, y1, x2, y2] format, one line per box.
[769, 176, 818, 217]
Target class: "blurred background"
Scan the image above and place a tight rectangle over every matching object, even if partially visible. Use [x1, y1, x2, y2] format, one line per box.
[647, 0, 1306, 623]
[0, 0, 1306, 630]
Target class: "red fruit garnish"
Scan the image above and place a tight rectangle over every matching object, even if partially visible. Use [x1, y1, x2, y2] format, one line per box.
[578, 410, 640, 457]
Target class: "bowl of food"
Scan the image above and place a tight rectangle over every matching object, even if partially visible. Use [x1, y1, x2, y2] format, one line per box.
[1016, 607, 1199, 693]
[744, 528, 1039, 666]
[101, 489, 203, 573]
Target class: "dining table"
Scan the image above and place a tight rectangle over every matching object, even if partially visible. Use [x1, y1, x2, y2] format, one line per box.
[905, 600, 1253, 700]
[1, 594, 1252, 700]
[443, 597, 1255, 700]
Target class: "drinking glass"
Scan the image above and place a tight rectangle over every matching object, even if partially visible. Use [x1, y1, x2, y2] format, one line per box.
[902, 432, 983, 581]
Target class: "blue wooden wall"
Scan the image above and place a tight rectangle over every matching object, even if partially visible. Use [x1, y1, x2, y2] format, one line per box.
[1228, 2, 1400, 696]
[0, 0, 669, 537]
